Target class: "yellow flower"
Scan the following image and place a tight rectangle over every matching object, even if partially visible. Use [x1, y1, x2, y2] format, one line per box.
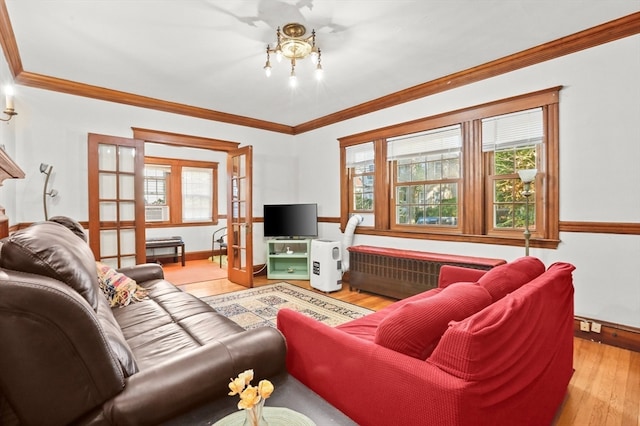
[238, 385, 261, 410]
[239, 369, 254, 386]
[228, 376, 246, 396]
[228, 369, 275, 412]
[258, 380, 274, 399]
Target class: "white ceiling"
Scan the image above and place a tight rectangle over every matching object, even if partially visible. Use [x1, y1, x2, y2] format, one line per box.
[5, 1, 640, 127]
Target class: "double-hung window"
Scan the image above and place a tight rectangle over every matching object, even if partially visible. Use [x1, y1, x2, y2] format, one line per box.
[345, 142, 375, 226]
[144, 157, 218, 226]
[339, 87, 560, 248]
[182, 166, 213, 222]
[389, 125, 462, 229]
[482, 108, 542, 236]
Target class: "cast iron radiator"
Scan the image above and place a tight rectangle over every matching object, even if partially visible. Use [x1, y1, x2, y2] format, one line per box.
[347, 245, 506, 299]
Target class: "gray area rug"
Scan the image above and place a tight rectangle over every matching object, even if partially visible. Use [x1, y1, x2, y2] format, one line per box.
[200, 283, 372, 329]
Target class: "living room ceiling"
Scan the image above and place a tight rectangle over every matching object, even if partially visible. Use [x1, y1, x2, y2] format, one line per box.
[3, 1, 639, 130]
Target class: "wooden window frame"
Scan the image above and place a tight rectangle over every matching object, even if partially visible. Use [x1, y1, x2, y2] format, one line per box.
[339, 87, 561, 249]
[144, 156, 219, 227]
[349, 167, 375, 214]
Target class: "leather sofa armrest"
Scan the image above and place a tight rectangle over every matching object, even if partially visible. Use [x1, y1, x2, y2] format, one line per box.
[116, 263, 164, 283]
[101, 327, 286, 426]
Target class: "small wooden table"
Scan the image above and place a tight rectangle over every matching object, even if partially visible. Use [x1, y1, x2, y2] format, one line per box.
[145, 236, 185, 266]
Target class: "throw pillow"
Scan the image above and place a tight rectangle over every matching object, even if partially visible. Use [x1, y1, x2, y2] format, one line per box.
[96, 262, 148, 307]
[478, 256, 545, 302]
[374, 282, 492, 359]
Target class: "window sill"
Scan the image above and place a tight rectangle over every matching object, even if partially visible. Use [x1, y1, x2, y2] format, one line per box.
[145, 221, 218, 228]
[354, 227, 560, 249]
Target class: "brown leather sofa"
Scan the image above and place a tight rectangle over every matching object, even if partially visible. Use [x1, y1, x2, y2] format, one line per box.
[0, 221, 287, 425]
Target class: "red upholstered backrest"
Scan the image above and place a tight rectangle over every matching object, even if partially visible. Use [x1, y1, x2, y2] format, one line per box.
[478, 256, 545, 302]
[428, 262, 575, 424]
[374, 282, 492, 359]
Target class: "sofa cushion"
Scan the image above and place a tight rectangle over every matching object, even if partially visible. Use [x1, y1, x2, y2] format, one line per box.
[0, 222, 100, 310]
[337, 287, 446, 341]
[478, 256, 545, 302]
[95, 292, 140, 376]
[374, 282, 492, 359]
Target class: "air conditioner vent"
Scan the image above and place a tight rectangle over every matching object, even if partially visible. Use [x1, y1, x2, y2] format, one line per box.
[145, 205, 169, 222]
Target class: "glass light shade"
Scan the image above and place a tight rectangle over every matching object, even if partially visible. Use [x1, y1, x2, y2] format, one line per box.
[315, 65, 323, 81]
[264, 62, 272, 77]
[289, 74, 298, 88]
[4, 85, 14, 110]
[518, 168, 537, 183]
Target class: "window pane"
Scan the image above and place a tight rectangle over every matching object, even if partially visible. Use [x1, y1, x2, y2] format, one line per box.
[493, 179, 536, 229]
[144, 165, 170, 205]
[99, 173, 117, 199]
[347, 143, 375, 219]
[390, 124, 462, 228]
[119, 175, 135, 200]
[182, 167, 213, 222]
[397, 162, 412, 182]
[491, 146, 537, 230]
[118, 147, 136, 173]
[495, 205, 514, 228]
[98, 144, 116, 171]
[442, 155, 460, 179]
[352, 173, 374, 212]
[396, 206, 409, 224]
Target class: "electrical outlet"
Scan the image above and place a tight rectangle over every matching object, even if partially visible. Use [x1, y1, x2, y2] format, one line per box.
[580, 321, 590, 332]
[591, 322, 601, 333]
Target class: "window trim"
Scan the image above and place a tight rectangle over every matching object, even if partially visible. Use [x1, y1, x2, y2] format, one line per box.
[144, 156, 219, 227]
[339, 87, 561, 249]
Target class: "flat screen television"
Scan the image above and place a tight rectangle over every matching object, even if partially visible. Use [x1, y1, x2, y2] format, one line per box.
[263, 203, 318, 238]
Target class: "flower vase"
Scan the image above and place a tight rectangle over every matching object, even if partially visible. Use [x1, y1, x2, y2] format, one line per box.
[243, 399, 268, 426]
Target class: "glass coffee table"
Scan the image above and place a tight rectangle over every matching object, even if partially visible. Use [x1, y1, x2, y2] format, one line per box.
[162, 373, 357, 425]
[213, 406, 315, 425]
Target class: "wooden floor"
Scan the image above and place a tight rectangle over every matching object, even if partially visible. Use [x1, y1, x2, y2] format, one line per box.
[178, 273, 640, 426]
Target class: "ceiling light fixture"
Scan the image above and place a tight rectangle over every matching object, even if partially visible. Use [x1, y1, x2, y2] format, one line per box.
[263, 23, 323, 86]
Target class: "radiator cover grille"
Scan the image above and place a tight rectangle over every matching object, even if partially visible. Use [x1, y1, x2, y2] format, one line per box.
[349, 249, 496, 299]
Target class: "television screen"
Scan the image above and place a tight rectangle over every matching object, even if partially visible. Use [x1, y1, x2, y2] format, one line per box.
[263, 203, 318, 238]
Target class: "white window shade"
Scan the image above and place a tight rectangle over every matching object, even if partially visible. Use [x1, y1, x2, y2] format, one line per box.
[182, 167, 213, 222]
[482, 108, 543, 152]
[346, 142, 375, 168]
[387, 124, 461, 160]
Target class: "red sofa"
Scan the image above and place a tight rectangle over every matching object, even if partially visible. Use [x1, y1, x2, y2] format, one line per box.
[277, 257, 575, 425]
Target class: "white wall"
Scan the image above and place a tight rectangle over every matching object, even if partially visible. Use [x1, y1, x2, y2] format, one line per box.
[296, 35, 640, 327]
[2, 35, 639, 327]
[0, 54, 20, 225]
[4, 79, 298, 261]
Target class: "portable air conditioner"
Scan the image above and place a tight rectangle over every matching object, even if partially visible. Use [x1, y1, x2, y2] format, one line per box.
[145, 205, 169, 222]
[310, 240, 342, 293]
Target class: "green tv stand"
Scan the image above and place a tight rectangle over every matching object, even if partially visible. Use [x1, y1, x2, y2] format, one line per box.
[266, 239, 311, 280]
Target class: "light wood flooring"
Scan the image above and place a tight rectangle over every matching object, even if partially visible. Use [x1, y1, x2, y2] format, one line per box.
[175, 269, 640, 426]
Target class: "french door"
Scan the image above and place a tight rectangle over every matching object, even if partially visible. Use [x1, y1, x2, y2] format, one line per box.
[227, 146, 253, 287]
[87, 134, 146, 268]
